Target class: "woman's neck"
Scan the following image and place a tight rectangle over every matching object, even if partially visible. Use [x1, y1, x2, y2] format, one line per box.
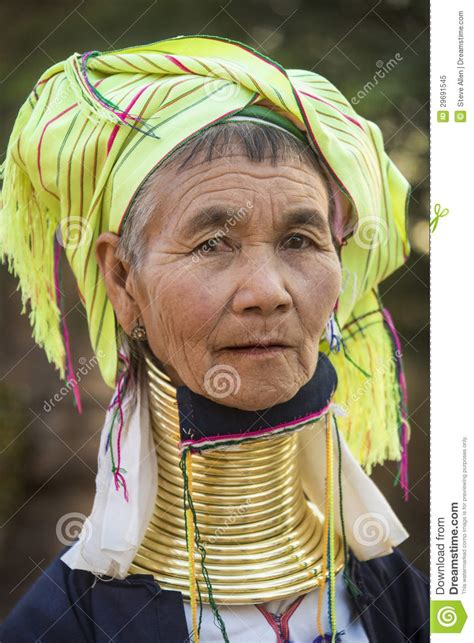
[127, 349, 344, 604]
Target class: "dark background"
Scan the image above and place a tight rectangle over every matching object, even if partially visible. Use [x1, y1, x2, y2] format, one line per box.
[0, 0, 429, 617]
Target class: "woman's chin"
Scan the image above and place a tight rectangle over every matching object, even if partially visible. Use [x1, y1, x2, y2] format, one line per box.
[181, 352, 314, 410]
[204, 378, 304, 411]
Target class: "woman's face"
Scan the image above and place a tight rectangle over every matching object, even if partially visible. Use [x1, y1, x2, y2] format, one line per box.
[97, 151, 342, 411]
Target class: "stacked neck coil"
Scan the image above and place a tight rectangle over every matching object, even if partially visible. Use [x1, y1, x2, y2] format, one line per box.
[128, 350, 344, 604]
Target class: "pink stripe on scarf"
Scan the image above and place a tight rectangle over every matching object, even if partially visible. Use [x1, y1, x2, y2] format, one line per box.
[53, 237, 82, 413]
[107, 82, 155, 154]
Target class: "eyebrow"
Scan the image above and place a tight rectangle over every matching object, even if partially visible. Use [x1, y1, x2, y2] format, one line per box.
[180, 205, 330, 239]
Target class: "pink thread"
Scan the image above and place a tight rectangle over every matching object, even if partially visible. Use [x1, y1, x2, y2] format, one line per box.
[180, 403, 331, 450]
[113, 368, 129, 502]
[106, 350, 131, 502]
[53, 236, 82, 414]
[382, 307, 409, 501]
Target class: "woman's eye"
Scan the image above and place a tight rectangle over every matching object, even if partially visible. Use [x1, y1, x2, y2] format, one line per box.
[279, 233, 314, 250]
[194, 237, 233, 254]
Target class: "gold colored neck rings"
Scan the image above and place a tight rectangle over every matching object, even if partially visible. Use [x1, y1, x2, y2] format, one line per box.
[128, 350, 344, 604]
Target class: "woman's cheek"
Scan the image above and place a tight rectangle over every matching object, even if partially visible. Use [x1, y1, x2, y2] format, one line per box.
[159, 277, 220, 349]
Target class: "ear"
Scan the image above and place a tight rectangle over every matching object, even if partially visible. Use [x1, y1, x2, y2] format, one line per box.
[326, 175, 354, 247]
[95, 232, 141, 334]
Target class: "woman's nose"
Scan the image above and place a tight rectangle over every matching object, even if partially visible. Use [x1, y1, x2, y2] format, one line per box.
[230, 251, 293, 316]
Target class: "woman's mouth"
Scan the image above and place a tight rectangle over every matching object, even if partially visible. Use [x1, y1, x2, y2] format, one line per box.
[219, 344, 293, 358]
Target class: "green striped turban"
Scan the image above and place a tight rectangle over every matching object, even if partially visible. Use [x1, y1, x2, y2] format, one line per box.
[0, 34, 411, 481]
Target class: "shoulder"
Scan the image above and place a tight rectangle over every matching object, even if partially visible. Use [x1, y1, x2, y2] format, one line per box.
[349, 545, 429, 642]
[0, 545, 189, 643]
[0, 546, 94, 642]
[357, 544, 429, 589]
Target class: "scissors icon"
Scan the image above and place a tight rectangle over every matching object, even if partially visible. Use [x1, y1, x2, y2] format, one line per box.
[430, 203, 449, 233]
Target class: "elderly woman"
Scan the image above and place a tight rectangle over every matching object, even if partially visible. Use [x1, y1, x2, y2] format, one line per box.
[0, 35, 428, 642]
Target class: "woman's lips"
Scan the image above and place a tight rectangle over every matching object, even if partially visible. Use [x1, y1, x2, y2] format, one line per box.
[219, 344, 293, 358]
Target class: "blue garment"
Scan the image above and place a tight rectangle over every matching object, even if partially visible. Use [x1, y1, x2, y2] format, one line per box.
[0, 545, 429, 642]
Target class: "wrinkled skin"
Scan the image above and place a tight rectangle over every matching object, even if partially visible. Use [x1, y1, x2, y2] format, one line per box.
[96, 151, 342, 411]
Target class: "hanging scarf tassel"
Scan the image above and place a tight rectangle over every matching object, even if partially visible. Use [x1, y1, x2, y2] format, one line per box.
[325, 290, 407, 477]
[53, 235, 82, 413]
[380, 305, 410, 501]
[340, 341, 371, 379]
[0, 98, 66, 384]
[179, 448, 229, 643]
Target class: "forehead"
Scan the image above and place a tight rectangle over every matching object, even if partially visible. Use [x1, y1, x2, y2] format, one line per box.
[150, 152, 330, 233]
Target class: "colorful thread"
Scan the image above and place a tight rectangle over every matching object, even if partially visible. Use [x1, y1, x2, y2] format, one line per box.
[313, 633, 345, 642]
[78, 51, 160, 140]
[333, 415, 363, 600]
[327, 413, 337, 641]
[178, 448, 229, 643]
[316, 413, 344, 641]
[325, 312, 343, 352]
[185, 449, 200, 642]
[105, 351, 130, 501]
[316, 414, 331, 637]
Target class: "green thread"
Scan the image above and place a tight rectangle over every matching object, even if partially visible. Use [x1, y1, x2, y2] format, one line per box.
[179, 449, 229, 643]
[334, 414, 363, 599]
[178, 450, 204, 634]
[341, 343, 371, 378]
[333, 310, 371, 379]
[107, 405, 120, 472]
[328, 433, 336, 640]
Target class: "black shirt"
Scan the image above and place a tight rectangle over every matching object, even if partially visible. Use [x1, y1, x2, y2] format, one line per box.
[0, 544, 429, 642]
